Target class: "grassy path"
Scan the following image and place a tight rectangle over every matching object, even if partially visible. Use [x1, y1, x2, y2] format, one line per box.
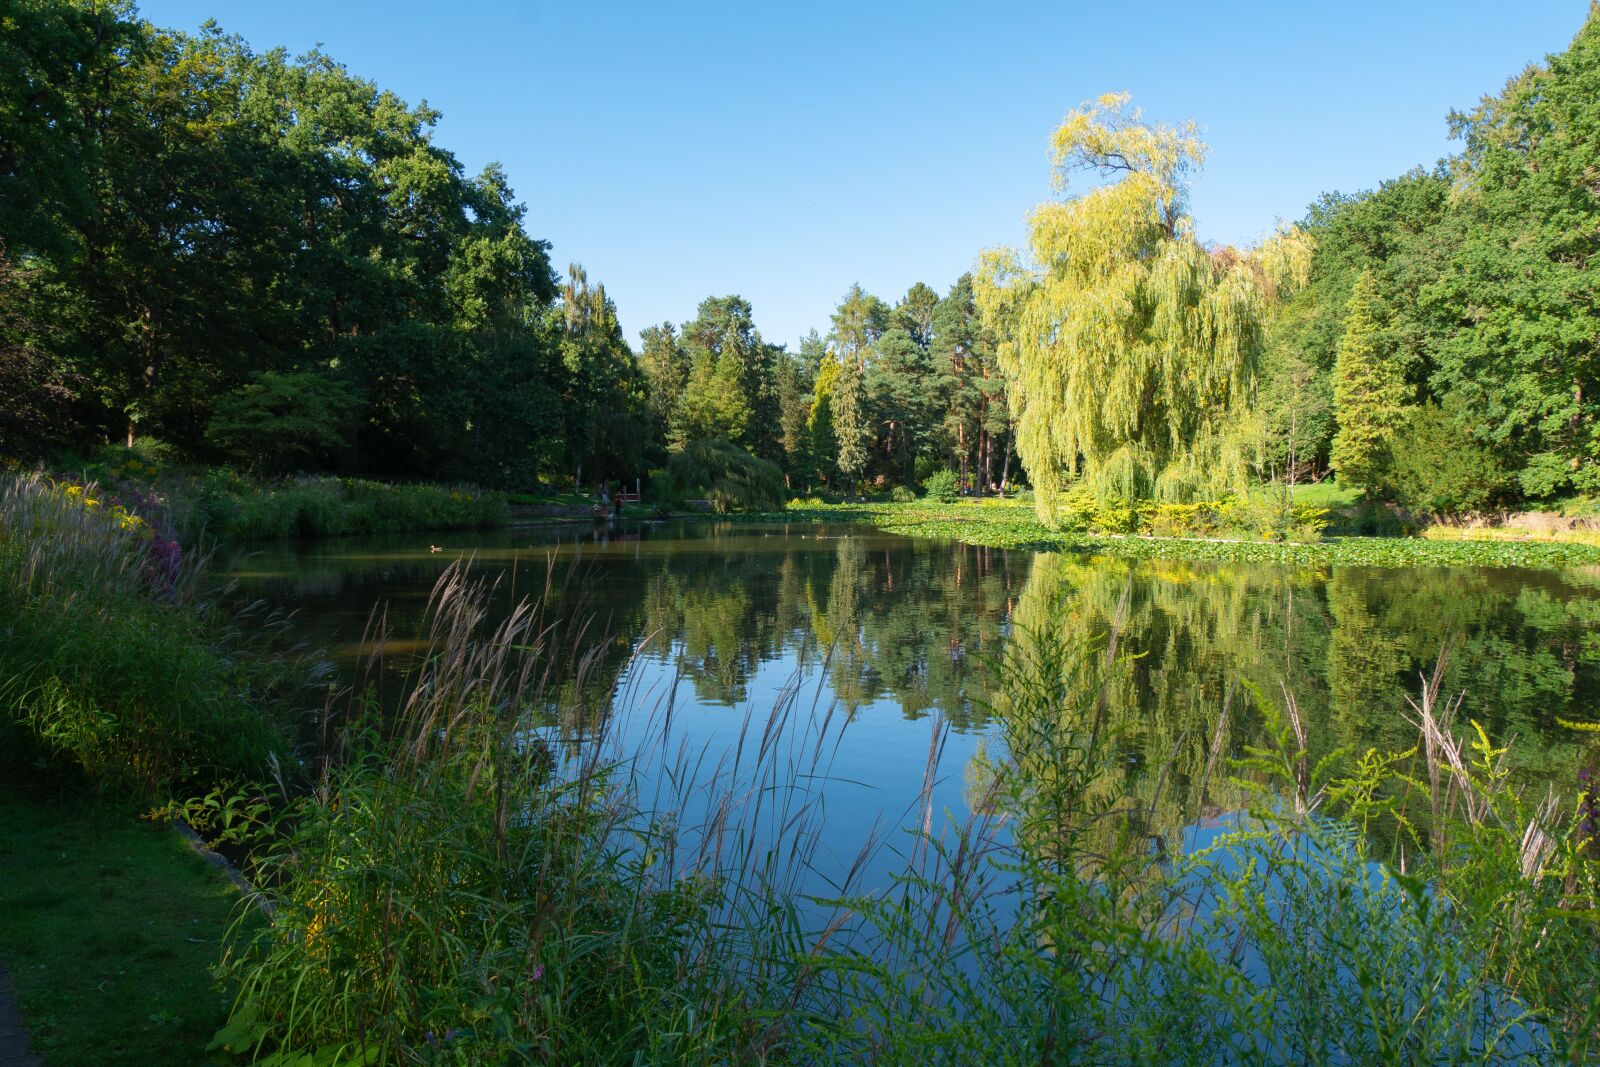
[0, 792, 251, 1067]
[0, 966, 42, 1067]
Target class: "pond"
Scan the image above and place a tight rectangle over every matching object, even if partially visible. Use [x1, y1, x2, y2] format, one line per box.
[223, 519, 1598, 890]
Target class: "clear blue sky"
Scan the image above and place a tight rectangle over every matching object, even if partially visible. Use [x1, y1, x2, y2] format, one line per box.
[139, 1, 1588, 349]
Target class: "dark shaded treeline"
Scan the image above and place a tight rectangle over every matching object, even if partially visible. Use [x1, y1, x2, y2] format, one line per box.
[1, 1, 640, 488]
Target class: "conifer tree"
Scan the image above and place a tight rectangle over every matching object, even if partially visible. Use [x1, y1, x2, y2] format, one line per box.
[828, 285, 886, 492]
[1330, 270, 1406, 495]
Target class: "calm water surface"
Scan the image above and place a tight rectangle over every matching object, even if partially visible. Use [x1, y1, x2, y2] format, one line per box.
[223, 519, 1599, 886]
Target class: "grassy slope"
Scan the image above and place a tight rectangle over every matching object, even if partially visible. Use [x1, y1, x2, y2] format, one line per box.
[741, 500, 1600, 569]
[1288, 480, 1363, 509]
[0, 792, 251, 1067]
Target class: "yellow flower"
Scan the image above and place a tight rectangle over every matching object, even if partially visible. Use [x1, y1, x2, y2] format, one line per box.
[305, 912, 327, 948]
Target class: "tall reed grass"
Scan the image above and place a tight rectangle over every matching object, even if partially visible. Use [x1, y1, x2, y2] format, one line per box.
[212, 560, 1599, 1064]
[0, 472, 297, 796]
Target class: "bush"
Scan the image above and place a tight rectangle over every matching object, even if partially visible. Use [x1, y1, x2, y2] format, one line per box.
[206, 370, 361, 475]
[1214, 492, 1328, 542]
[661, 438, 785, 514]
[1142, 501, 1213, 538]
[1386, 402, 1515, 514]
[889, 485, 916, 503]
[921, 469, 960, 503]
[0, 474, 292, 796]
[1046, 487, 1329, 542]
[178, 472, 507, 541]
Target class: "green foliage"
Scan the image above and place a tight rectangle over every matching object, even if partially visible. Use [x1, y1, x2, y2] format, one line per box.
[675, 346, 751, 445]
[0, 473, 292, 797]
[1254, 8, 1600, 508]
[661, 438, 785, 514]
[1331, 271, 1408, 494]
[0, 3, 599, 487]
[921, 468, 960, 503]
[1431, 11, 1600, 497]
[205, 370, 360, 475]
[1385, 401, 1516, 514]
[558, 266, 648, 488]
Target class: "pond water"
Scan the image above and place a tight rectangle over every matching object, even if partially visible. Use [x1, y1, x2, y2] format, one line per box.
[223, 519, 1598, 889]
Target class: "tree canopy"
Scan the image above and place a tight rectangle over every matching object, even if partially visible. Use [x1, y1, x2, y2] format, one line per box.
[6, 1, 1600, 519]
[974, 93, 1311, 520]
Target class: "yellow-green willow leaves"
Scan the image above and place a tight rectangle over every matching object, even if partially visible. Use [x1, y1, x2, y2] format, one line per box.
[976, 92, 1313, 523]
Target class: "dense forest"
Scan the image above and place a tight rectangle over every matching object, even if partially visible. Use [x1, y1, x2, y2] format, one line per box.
[3, 2, 1598, 515]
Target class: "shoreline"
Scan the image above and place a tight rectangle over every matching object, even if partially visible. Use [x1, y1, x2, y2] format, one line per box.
[725, 501, 1600, 570]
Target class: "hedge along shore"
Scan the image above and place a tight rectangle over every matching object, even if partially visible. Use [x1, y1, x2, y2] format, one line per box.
[731, 501, 1600, 569]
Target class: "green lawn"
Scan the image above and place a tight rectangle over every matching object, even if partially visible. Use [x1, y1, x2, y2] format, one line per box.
[1288, 479, 1362, 509]
[0, 791, 252, 1067]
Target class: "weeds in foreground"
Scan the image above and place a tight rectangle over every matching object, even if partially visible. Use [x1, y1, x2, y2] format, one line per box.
[0, 473, 301, 796]
[215, 562, 1600, 1064]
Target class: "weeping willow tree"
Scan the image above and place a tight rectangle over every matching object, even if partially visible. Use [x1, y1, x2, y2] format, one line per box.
[974, 551, 1336, 857]
[975, 93, 1313, 522]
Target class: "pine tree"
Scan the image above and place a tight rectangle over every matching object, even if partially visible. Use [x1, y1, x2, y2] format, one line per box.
[808, 355, 841, 488]
[1330, 270, 1406, 495]
[828, 285, 886, 492]
[832, 353, 868, 492]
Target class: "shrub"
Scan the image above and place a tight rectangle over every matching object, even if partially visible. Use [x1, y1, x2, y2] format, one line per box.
[1142, 501, 1213, 538]
[661, 438, 785, 513]
[1386, 402, 1515, 514]
[889, 485, 916, 503]
[0, 473, 292, 796]
[177, 473, 507, 541]
[921, 469, 960, 503]
[1216, 491, 1328, 542]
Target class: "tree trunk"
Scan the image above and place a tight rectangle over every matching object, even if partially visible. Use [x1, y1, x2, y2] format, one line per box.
[958, 423, 969, 491]
[972, 428, 985, 495]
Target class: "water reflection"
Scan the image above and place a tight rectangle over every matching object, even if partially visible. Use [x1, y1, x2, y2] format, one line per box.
[224, 521, 1595, 838]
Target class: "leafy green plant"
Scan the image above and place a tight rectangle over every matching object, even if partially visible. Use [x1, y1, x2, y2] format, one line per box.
[660, 437, 785, 513]
[0, 473, 295, 796]
[921, 468, 960, 503]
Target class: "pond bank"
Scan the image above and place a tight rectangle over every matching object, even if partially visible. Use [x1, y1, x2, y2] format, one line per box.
[732, 500, 1600, 569]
